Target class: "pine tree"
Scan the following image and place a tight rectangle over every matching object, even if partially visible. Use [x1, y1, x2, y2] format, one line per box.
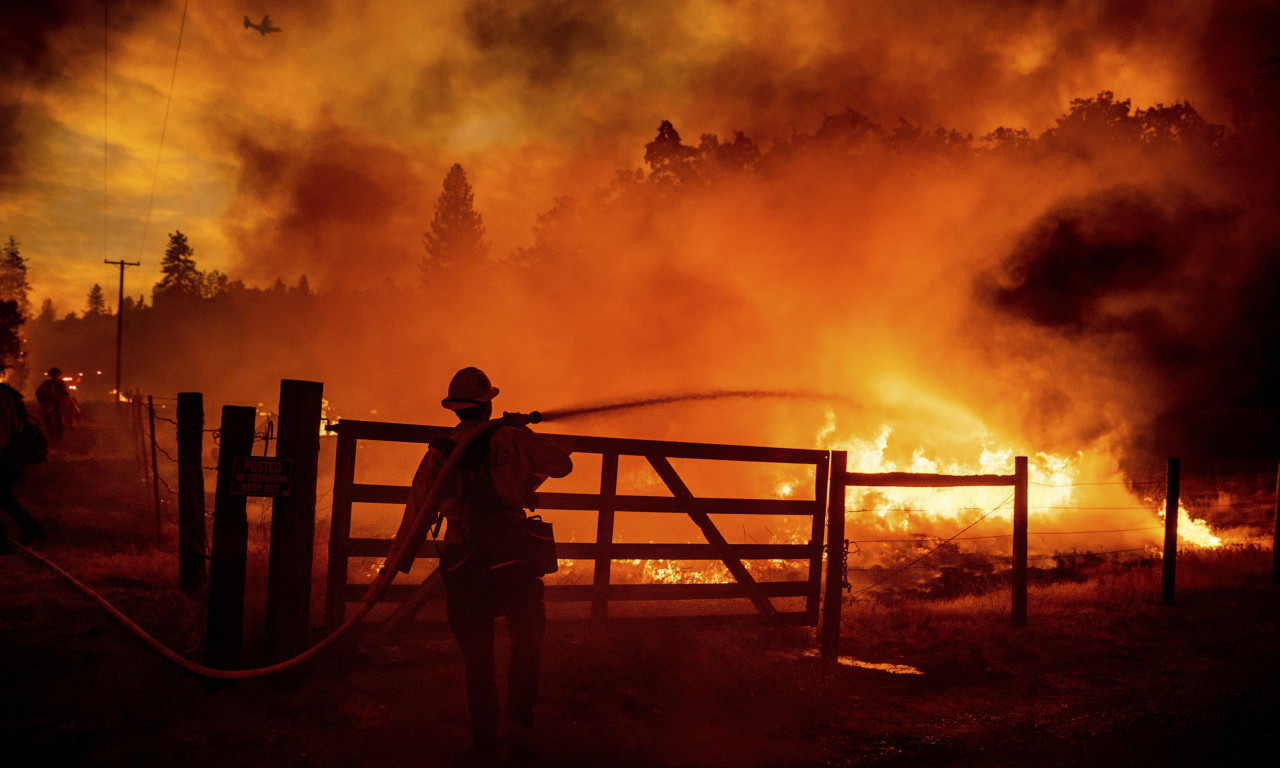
[0, 299, 23, 372]
[421, 164, 488, 282]
[644, 121, 698, 184]
[0, 236, 33, 320]
[86, 284, 107, 316]
[38, 298, 56, 322]
[153, 230, 205, 303]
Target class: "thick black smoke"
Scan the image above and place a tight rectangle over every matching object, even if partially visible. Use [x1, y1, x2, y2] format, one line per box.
[463, 0, 619, 87]
[984, 185, 1280, 481]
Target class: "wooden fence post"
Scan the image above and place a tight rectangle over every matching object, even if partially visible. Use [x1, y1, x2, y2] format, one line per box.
[324, 424, 357, 631]
[176, 393, 206, 594]
[147, 395, 162, 541]
[265, 380, 323, 668]
[1162, 457, 1181, 605]
[821, 451, 847, 660]
[806, 453, 832, 627]
[591, 452, 619, 623]
[205, 405, 256, 672]
[131, 394, 146, 470]
[1012, 456, 1029, 625]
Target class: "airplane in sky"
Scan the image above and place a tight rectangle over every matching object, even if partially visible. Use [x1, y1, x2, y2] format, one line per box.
[244, 15, 282, 35]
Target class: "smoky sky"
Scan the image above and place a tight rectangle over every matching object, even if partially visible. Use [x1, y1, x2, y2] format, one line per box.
[6, 0, 1280, 496]
[462, 0, 619, 86]
[0, 0, 162, 181]
[223, 120, 432, 288]
[5, 0, 1279, 306]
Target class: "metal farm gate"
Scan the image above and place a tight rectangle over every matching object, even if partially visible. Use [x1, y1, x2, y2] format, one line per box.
[324, 420, 832, 631]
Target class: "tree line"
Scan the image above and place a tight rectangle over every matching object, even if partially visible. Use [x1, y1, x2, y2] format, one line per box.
[1, 76, 1276, 395]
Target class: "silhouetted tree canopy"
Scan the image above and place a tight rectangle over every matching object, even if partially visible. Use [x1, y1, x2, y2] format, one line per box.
[0, 235, 32, 320]
[644, 120, 699, 184]
[0, 298, 23, 369]
[421, 163, 488, 282]
[154, 231, 204, 303]
[85, 284, 106, 316]
[698, 131, 760, 176]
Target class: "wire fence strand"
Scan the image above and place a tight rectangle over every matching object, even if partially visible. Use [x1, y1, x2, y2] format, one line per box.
[849, 491, 1017, 599]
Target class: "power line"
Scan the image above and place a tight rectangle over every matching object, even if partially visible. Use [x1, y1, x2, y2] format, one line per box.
[137, 0, 191, 258]
[102, 0, 109, 262]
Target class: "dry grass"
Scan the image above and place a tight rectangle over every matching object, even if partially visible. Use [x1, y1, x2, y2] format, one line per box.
[834, 544, 1274, 676]
[6, 411, 1279, 768]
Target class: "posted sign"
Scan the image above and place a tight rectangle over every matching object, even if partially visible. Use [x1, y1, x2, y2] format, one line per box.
[231, 456, 293, 497]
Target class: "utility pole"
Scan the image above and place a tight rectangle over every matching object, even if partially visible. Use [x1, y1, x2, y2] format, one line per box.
[104, 259, 140, 397]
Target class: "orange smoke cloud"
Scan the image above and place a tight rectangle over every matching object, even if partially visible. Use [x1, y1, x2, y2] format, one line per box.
[221, 118, 433, 289]
[4, 0, 1278, 506]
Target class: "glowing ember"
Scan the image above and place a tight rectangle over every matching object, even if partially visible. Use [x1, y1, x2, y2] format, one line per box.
[799, 650, 923, 675]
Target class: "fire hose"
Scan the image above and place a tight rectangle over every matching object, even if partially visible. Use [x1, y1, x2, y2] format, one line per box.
[9, 412, 538, 681]
[12, 390, 852, 680]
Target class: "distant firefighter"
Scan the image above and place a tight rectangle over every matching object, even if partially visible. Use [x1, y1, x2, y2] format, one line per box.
[388, 367, 572, 761]
[0, 360, 48, 553]
[35, 368, 77, 443]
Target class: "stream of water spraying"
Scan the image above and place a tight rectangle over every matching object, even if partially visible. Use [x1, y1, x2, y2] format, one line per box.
[537, 389, 860, 422]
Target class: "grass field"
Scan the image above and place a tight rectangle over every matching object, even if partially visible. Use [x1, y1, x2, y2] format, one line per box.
[3, 406, 1279, 767]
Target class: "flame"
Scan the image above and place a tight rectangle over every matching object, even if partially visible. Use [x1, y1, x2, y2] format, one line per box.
[821, 409, 1222, 555]
[619, 555, 734, 585]
[1156, 502, 1222, 549]
[320, 398, 338, 438]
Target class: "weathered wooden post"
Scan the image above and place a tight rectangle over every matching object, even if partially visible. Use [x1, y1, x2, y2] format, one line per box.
[206, 405, 256, 672]
[821, 451, 847, 660]
[1012, 456, 1029, 625]
[131, 393, 147, 469]
[176, 393, 206, 594]
[591, 452, 619, 622]
[265, 380, 323, 668]
[147, 395, 162, 541]
[324, 423, 357, 631]
[806, 453, 832, 627]
[1271, 462, 1280, 588]
[1162, 457, 1181, 605]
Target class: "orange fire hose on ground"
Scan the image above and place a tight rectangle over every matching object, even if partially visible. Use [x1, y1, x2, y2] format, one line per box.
[8, 414, 514, 681]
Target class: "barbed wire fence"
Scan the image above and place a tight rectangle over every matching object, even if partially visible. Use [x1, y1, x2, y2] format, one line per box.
[122, 392, 308, 559]
[118, 393, 1278, 606]
[831, 473, 1277, 603]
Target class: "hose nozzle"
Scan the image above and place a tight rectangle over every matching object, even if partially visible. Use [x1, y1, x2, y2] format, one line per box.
[502, 410, 542, 426]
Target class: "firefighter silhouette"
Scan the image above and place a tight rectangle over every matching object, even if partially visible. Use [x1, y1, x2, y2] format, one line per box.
[390, 367, 572, 757]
